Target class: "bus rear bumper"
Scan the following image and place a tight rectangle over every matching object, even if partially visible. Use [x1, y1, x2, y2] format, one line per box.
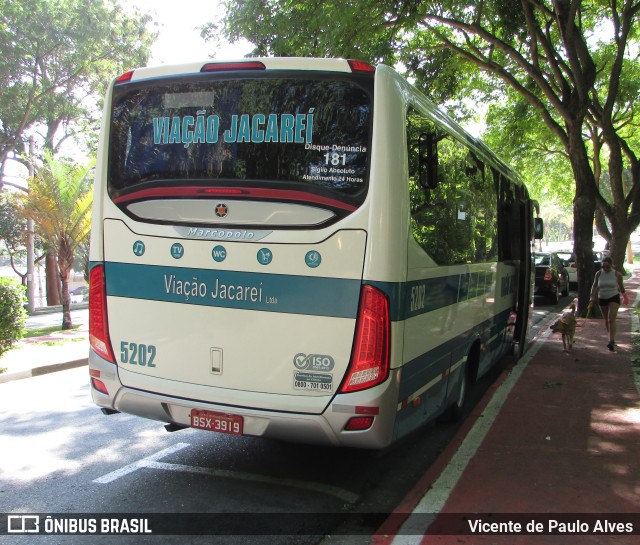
[89, 350, 400, 449]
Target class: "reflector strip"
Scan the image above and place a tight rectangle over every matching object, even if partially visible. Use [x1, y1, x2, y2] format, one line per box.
[355, 406, 380, 415]
[113, 186, 357, 212]
[91, 377, 109, 395]
[344, 416, 375, 431]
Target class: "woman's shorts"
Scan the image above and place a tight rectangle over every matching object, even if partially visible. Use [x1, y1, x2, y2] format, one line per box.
[599, 293, 621, 307]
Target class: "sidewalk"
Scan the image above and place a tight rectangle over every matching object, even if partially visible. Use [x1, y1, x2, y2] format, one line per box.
[377, 275, 640, 543]
[0, 309, 88, 384]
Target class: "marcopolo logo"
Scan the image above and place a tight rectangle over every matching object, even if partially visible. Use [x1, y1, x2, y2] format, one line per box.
[293, 353, 335, 372]
[215, 203, 229, 218]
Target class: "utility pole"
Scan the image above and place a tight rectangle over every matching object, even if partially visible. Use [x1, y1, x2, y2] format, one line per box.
[0, 146, 36, 312]
[26, 139, 35, 312]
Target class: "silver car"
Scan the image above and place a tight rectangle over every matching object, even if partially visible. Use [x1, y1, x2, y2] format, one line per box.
[556, 251, 603, 289]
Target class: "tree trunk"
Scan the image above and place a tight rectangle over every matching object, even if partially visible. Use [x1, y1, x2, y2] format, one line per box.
[58, 237, 75, 330]
[608, 223, 631, 273]
[45, 251, 61, 306]
[573, 195, 596, 315]
[59, 266, 72, 330]
[568, 125, 599, 316]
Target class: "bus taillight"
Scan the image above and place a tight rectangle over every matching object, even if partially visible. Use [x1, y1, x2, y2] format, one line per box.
[115, 71, 134, 85]
[348, 60, 375, 73]
[341, 285, 390, 393]
[89, 265, 115, 363]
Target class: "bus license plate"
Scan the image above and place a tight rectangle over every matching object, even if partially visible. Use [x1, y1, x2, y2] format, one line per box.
[190, 409, 243, 435]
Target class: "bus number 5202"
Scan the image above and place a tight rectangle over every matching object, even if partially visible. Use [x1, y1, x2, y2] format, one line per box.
[120, 341, 156, 367]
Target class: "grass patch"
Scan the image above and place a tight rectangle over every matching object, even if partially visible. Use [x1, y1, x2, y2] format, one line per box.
[0, 367, 7, 374]
[38, 338, 86, 346]
[40, 340, 67, 347]
[23, 324, 81, 339]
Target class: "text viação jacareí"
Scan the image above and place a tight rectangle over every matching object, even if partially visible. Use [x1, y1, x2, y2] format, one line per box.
[152, 110, 315, 148]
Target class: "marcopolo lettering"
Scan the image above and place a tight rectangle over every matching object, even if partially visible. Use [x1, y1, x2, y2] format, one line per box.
[186, 228, 256, 240]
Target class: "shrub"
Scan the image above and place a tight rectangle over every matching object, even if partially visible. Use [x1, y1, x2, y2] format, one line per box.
[0, 278, 27, 358]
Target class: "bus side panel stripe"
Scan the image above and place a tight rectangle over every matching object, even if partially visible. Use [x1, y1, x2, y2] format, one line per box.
[104, 262, 361, 318]
[397, 308, 511, 405]
[369, 272, 496, 322]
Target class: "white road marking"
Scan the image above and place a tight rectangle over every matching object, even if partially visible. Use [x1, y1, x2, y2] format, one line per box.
[145, 461, 359, 503]
[93, 442, 191, 483]
[93, 441, 358, 503]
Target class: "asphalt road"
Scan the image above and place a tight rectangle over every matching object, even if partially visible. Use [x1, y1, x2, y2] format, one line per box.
[0, 364, 475, 545]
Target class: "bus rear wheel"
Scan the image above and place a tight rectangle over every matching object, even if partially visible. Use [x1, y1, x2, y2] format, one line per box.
[441, 362, 468, 422]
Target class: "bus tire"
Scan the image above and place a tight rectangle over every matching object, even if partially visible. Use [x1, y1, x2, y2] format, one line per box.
[441, 361, 468, 422]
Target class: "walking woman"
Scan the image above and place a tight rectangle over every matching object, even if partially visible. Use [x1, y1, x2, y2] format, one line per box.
[591, 256, 627, 351]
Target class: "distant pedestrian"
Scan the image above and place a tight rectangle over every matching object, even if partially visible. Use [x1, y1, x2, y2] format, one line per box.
[590, 256, 626, 351]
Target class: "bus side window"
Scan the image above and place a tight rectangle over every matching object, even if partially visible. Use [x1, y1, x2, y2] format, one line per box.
[406, 108, 498, 266]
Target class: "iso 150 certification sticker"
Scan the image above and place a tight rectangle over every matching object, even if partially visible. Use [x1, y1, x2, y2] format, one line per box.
[293, 371, 333, 392]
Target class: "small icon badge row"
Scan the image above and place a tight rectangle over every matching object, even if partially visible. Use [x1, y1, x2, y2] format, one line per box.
[132, 241, 321, 268]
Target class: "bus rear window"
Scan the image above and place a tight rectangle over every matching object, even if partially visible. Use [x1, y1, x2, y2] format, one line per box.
[108, 75, 372, 206]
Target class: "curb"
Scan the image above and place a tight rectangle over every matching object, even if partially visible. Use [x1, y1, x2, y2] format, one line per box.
[28, 303, 89, 316]
[0, 358, 88, 384]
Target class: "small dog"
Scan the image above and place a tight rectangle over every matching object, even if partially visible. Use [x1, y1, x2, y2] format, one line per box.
[550, 304, 577, 351]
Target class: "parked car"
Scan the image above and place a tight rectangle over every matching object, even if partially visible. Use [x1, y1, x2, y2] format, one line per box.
[534, 252, 570, 304]
[556, 251, 603, 289]
[69, 285, 89, 304]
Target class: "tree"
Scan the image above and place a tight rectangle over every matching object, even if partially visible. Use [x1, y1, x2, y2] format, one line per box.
[0, 278, 27, 358]
[482, 93, 576, 243]
[0, 0, 156, 164]
[1, 0, 156, 305]
[0, 192, 44, 284]
[22, 152, 93, 329]
[215, 0, 640, 314]
[0, 192, 28, 281]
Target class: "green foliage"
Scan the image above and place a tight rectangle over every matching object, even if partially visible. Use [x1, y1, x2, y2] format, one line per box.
[482, 95, 574, 209]
[215, 0, 640, 313]
[23, 151, 94, 261]
[22, 151, 93, 328]
[207, 0, 400, 63]
[24, 153, 93, 251]
[0, 192, 26, 259]
[0, 0, 157, 161]
[0, 277, 27, 358]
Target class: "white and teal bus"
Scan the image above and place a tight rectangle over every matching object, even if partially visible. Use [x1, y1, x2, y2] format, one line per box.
[89, 58, 540, 449]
